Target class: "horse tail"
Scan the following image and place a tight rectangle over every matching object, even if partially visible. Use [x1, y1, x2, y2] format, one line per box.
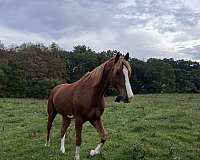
[47, 90, 56, 116]
[45, 90, 57, 146]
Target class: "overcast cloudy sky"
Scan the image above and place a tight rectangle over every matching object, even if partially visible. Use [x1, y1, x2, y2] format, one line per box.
[0, 0, 200, 61]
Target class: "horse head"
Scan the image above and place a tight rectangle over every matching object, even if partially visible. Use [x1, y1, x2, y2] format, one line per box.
[110, 52, 134, 103]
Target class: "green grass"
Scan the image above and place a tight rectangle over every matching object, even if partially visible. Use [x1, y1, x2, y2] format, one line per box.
[0, 94, 200, 160]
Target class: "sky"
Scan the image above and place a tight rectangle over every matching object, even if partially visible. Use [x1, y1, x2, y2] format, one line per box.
[0, 0, 200, 61]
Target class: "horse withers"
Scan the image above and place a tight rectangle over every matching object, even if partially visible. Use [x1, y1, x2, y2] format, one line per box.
[45, 53, 134, 160]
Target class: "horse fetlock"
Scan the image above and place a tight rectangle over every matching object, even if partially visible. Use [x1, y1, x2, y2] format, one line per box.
[60, 146, 65, 153]
[90, 143, 103, 156]
[45, 140, 50, 147]
[101, 132, 108, 142]
[90, 149, 97, 156]
[105, 131, 108, 139]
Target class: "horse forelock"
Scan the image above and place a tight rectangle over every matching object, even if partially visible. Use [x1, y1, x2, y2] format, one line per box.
[114, 58, 132, 75]
[122, 59, 132, 75]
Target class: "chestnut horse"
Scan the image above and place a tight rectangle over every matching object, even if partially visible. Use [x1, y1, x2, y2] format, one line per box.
[45, 53, 133, 160]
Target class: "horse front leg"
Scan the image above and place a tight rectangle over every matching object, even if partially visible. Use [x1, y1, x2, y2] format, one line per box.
[89, 118, 108, 156]
[75, 117, 84, 160]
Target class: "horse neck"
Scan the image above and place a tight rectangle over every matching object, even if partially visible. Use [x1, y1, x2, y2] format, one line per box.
[95, 61, 113, 97]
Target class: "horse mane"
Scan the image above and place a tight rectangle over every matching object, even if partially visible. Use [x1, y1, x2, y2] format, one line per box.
[78, 60, 110, 87]
[77, 57, 132, 87]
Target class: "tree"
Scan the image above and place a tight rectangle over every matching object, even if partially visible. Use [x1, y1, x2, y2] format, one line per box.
[0, 41, 200, 97]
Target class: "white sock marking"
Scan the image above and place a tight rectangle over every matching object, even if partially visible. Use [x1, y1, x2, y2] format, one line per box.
[75, 146, 80, 160]
[60, 134, 65, 153]
[123, 66, 134, 98]
[90, 143, 103, 156]
[45, 139, 50, 147]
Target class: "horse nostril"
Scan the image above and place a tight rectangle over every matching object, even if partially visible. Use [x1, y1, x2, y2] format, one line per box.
[115, 95, 122, 102]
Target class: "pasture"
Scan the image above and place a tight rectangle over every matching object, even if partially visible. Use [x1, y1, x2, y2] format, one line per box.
[0, 94, 200, 160]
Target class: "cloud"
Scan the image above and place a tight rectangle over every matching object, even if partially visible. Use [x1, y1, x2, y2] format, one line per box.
[181, 45, 200, 59]
[0, 0, 200, 61]
[0, 26, 52, 45]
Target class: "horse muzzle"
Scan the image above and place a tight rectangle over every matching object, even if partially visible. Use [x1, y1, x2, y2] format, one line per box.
[115, 95, 130, 103]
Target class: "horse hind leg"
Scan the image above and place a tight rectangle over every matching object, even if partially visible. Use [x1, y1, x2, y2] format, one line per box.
[45, 111, 57, 146]
[60, 116, 71, 153]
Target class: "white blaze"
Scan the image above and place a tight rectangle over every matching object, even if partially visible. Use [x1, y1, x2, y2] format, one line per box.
[123, 66, 134, 98]
[60, 134, 65, 153]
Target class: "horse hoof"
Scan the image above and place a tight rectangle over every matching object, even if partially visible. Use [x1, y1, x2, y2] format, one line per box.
[60, 147, 65, 153]
[45, 143, 50, 147]
[90, 150, 96, 156]
[74, 156, 80, 160]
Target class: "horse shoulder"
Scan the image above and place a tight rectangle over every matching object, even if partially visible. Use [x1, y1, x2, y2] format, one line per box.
[52, 84, 74, 113]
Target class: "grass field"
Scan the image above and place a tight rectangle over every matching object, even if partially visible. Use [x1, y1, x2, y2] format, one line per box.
[0, 94, 200, 160]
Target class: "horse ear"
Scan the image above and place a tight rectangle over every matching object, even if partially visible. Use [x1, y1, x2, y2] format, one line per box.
[124, 52, 129, 61]
[115, 52, 120, 63]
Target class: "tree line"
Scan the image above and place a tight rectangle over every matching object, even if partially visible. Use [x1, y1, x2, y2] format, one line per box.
[0, 42, 200, 98]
